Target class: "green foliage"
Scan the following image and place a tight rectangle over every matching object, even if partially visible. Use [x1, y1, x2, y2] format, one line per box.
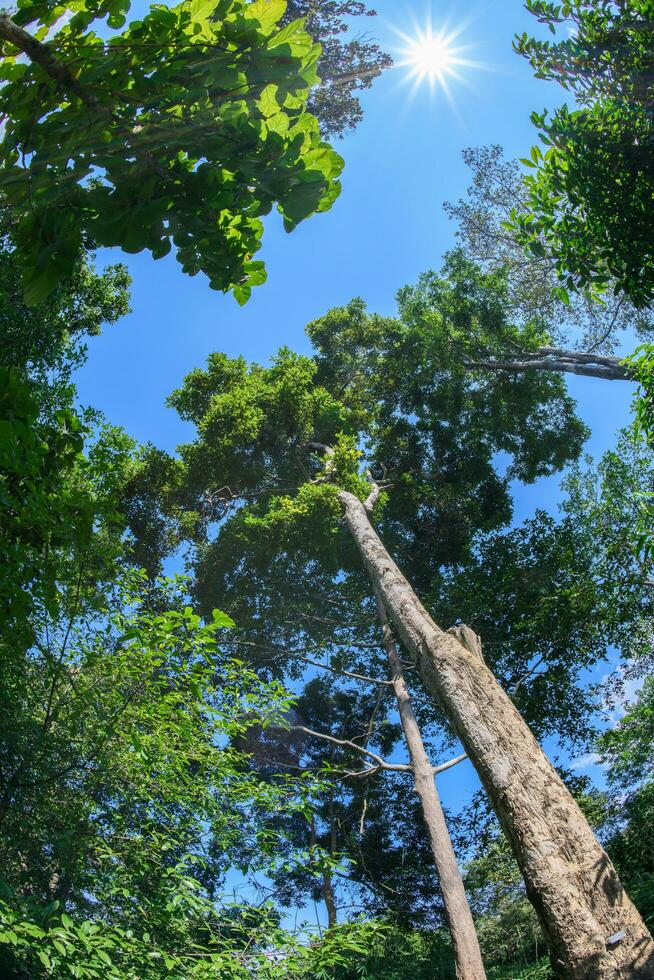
[116, 258, 603, 951]
[0, 568, 359, 977]
[625, 341, 654, 431]
[127, 258, 588, 604]
[598, 677, 654, 932]
[436, 510, 619, 744]
[0, 365, 140, 653]
[283, 1, 392, 138]
[512, 1, 654, 306]
[0, 0, 343, 303]
[444, 146, 654, 351]
[559, 428, 654, 679]
[321, 925, 457, 979]
[0, 368, 88, 640]
[0, 888, 388, 978]
[0, 234, 130, 379]
[465, 837, 545, 971]
[604, 783, 654, 933]
[487, 960, 553, 980]
[599, 676, 654, 789]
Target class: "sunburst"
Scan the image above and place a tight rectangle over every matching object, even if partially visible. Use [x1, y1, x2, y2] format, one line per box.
[391, 16, 483, 109]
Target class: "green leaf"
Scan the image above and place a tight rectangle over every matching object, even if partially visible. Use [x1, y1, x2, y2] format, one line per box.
[248, 0, 286, 30]
[37, 950, 52, 969]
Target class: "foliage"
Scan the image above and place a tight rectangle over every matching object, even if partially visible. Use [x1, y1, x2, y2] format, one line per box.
[511, 1, 654, 306]
[0, 233, 130, 382]
[0, 0, 343, 304]
[0, 568, 373, 977]
[598, 677, 654, 932]
[437, 510, 620, 744]
[322, 925, 458, 979]
[284, 1, 392, 138]
[126, 256, 588, 592]
[487, 960, 553, 980]
[119, 258, 600, 938]
[625, 344, 654, 441]
[604, 782, 654, 933]
[559, 427, 654, 680]
[599, 676, 654, 790]
[464, 837, 545, 971]
[0, 369, 134, 650]
[0, 884, 388, 978]
[443, 145, 654, 351]
[0, 228, 136, 652]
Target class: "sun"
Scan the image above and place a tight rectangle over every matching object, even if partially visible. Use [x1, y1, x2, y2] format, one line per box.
[390, 17, 482, 104]
[405, 30, 457, 84]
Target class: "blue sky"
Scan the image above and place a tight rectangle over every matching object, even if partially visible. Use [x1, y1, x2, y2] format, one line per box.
[77, 0, 632, 455]
[75, 0, 635, 879]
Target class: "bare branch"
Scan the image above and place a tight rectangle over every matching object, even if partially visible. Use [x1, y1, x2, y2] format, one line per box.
[290, 725, 411, 772]
[291, 655, 391, 687]
[433, 753, 468, 775]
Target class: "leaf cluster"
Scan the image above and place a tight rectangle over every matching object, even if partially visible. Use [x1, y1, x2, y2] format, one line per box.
[512, 1, 654, 306]
[0, 0, 343, 303]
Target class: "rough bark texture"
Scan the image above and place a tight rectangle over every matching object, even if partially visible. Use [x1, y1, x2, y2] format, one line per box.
[466, 346, 630, 381]
[340, 490, 654, 979]
[375, 589, 486, 980]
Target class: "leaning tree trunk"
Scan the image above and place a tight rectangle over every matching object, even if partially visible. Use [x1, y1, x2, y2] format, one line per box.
[466, 347, 630, 381]
[375, 589, 486, 980]
[340, 490, 654, 979]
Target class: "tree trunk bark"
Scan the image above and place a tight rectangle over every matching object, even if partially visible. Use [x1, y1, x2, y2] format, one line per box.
[340, 490, 654, 979]
[375, 588, 486, 980]
[322, 867, 338, 928]
[466, 347, 630, 381]
[324, 795, 338, 928]
[311, 811, 338, 929]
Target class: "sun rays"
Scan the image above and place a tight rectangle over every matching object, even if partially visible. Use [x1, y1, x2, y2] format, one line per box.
[390, 14, 486, 112]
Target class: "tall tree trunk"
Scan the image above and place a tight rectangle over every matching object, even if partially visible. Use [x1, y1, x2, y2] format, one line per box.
[339, 490, 654, 979]
[375, 588, 486, 980]
[466, 347, 630, 381]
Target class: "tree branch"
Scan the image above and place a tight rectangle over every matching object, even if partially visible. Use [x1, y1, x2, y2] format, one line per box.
[433, 752, 468, 775]
[290, 725, 411, 772]
[466, 351, 629, 381]
[0, 13, 99, 108]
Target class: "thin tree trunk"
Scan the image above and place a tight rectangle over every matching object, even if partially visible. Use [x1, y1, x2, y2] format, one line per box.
[466, 347, 630, 381]
[324, 794, 338, 928]
[375, 588, 486, 980]
[340, 490, 654, 979]
[310, 811, 338, 928]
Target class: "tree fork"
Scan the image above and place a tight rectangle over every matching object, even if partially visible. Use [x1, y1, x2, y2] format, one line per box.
[374, 587, 486, 980]
[339, 489, 654, 979]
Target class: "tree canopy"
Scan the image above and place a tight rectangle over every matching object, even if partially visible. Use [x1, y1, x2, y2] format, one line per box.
[511, 1, 654, 307]
[3, 1, 654, 976]
[0, 0, 344, 303]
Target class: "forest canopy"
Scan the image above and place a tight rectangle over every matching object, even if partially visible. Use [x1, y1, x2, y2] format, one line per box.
[1, 1, 654, 979]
